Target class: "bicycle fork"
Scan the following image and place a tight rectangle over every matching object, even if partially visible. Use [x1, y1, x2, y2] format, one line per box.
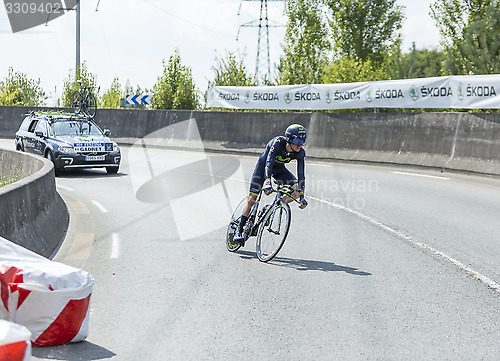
[267, 206, 283, 235]
[263, 197, 285, 235]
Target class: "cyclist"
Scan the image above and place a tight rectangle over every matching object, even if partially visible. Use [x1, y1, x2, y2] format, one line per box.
[233, 124, 308, 246]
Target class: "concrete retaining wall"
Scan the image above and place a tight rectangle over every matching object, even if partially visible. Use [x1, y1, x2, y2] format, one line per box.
[1, 106, 500, 175]
[0, 149, 68, 257]
[306, 112, 500, 175]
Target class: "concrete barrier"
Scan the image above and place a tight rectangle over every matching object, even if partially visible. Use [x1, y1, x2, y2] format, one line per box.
[0, 148, 68, 258]
[306, 112, 500, 175]
[1, 106, 500, 175]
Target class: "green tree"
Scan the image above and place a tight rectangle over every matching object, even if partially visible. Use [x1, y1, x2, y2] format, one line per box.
[325, 0, 405, 66]
[397, 43, 446, 78]
[101, 78, 123, 109]
[459, 4, 500, 74]
[124, 81, 148, 97]
[430, 0, 498, 74]
[151, 51, 199, 110]
[277, 0, 330, 85]
[322, 56, 389, 83]
[209, 51, 256, 87]
[0, 67, 46, 106]
[60, 62, 98, 108]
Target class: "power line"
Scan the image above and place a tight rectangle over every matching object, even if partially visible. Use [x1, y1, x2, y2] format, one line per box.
[142, 0, 233, 38]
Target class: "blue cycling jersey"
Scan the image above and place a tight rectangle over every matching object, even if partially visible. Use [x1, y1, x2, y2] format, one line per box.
[260, 136, 306, 192]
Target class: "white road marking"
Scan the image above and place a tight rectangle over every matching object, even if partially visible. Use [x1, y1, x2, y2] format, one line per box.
[91, 200, 108, 213]
[309, 196, 500, 294]
[57, 184, 74, 191]
[111, 233, 120, 259]
[392, 171, 450, 180]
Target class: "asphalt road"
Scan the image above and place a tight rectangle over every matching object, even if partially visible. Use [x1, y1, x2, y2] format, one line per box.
[1, 139, 500, 360]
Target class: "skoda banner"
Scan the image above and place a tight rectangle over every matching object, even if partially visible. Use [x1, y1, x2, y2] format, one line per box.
[207, 74, 500, 110]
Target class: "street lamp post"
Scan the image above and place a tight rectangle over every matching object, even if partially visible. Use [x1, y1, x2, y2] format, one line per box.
[76, 0, 80, 78]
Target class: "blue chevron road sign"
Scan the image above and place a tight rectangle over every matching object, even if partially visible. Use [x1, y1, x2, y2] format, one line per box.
[125, 95, 152, 105]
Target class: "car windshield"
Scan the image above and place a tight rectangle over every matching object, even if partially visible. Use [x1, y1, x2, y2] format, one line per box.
[51, 120, 102, 136]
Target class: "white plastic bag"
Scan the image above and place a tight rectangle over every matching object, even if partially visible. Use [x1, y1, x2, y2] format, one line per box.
[0, 237, 94, 346]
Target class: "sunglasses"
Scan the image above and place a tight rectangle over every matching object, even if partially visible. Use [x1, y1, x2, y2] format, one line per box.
[291, 137, 305, 146]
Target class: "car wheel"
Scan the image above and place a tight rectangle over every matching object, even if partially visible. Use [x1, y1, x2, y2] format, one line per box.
[106, 166, 119, 174]
[15, 140, 24, 151]
[45, 150, 60, 176]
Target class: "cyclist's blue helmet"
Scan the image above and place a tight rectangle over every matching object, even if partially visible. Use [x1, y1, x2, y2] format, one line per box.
[285, 124, 307, 146]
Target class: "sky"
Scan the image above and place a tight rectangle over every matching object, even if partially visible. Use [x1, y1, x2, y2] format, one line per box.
[0, 0, 441, 106]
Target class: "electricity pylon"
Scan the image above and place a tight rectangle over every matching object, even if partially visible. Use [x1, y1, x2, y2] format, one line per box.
[237, 0, 284, 84]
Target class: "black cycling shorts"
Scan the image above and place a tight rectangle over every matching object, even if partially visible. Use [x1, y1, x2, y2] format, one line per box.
[249, 160, 297, 195]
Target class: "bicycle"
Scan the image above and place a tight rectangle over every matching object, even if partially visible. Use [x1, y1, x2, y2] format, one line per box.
[226, 182, 301, 262]
[71, 82, 98, 119]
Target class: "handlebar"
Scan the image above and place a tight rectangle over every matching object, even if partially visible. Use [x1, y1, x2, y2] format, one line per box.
[274, 184, 301, 204]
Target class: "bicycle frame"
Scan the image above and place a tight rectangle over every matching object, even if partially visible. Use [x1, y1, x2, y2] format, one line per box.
[226, 181, 301, 259]
[245, 183, 299, 240]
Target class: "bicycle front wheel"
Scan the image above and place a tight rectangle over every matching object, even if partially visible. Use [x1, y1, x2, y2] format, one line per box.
[256, 201, 291, 262]
[71, 90, 81, 112]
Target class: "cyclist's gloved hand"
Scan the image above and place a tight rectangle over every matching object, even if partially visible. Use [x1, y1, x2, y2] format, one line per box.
[299, 194, 308, 209]
[263, 178, 273, 195]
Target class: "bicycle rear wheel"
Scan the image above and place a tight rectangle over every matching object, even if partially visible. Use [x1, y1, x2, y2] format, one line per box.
[256, 201, 291, 262]
[85, 92, 97, 118]
[226, 197, 246, 252]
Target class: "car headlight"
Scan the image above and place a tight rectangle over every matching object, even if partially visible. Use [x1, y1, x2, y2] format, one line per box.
[58, 146, 76, 154]
[113, 142, 119, 152]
